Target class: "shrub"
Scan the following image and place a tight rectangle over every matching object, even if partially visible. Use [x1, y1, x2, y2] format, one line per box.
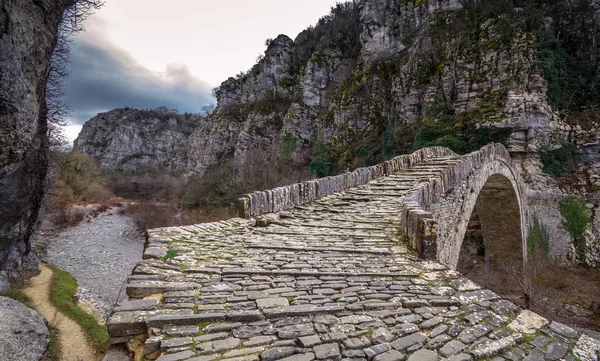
[537, 141, 576, 176]
[308, 142, 338, 177]
[49, 149, 112, 207]
[559, 195, 591, 263]
[48, 208, 86, 229]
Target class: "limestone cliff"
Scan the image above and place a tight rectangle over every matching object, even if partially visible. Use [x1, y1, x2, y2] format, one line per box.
[0, 0, 76, 283]
[74, 107, 203, 172]
[187, 0, 598, 178]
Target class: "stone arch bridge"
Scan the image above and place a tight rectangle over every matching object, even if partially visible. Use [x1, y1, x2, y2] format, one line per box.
[107, 144, 599, 361]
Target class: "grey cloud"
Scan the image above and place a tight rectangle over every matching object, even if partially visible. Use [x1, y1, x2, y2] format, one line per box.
[64, 36, 214, 124]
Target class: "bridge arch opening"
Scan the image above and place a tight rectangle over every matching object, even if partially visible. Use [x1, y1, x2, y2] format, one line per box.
[456, 173, 525, 303]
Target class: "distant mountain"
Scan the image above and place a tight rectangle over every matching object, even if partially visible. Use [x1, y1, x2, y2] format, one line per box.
[74, 107, 203, 172]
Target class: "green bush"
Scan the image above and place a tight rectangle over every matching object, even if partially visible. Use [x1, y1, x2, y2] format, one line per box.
[537, 141, 576, 176]
[308, 160, 337, 178]
[559, 195, 591, 263]
[308, 142, 338, 177]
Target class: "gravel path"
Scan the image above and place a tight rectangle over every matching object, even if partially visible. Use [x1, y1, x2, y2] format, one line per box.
[46, 208, 144, 320]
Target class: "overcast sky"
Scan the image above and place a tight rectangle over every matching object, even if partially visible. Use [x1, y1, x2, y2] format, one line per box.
[63, 0, 341, 141]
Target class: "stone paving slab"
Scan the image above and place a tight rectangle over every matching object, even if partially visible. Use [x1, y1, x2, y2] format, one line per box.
[107, 157, 600, 361]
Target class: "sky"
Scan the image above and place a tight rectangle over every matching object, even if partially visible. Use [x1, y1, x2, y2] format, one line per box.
[62, 0, 341, 142]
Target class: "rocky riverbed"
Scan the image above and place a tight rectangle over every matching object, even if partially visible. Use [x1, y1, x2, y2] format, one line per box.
[41, 208, 145, 320]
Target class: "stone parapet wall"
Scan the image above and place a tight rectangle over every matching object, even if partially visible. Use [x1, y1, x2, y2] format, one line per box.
[238, 147, 457, 218]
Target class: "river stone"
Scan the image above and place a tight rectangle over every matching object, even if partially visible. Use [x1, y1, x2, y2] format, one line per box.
[0, 296, 49, 361]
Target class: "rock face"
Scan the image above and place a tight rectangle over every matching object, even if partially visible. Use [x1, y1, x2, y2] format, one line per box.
[0, 296, 49, 361]
[186, 0, 573, 177]
[0, 0, 75, 282]
[74, 107, 203, 172]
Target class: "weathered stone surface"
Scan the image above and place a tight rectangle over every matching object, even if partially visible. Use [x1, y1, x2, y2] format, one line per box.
[156, 350, 196, 361]
[278, 323, 315, 339]
[213, 337, 241, 352]
[391, 333, 428, 351]
[256, 298, 289, 309]
[468, 334, 522, 358]
[147, 313, 226, 328]
[261, 347, 297, 361]
[0, 297, 49, 361]
[507, 311, 548, 334]
[573, 334, 600, 361]
[364, 343, 391, 360]
[406, 349, 439, 361]
[546, 342, 569, 361]
[549, 322, 578, 339]
[0, 0, 74, 283]
[313, 343, 340, 359]
[439, 340, 465, 357]
[114, 299, 160, 312]
[279, 353, 316, 361]
[373, 350, 405, 361]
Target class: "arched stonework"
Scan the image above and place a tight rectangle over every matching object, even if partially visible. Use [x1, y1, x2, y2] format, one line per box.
[401, 144, 528, 270]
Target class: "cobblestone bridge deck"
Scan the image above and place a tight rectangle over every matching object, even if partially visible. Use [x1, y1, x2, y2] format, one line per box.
[107, 150, 600, 361]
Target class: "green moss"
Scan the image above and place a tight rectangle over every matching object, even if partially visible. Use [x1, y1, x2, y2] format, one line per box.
[48, 265, 109, 353]
[163, 250, 178, 261]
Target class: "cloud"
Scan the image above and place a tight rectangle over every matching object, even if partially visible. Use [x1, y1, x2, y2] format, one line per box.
[63, 25, 215, 124]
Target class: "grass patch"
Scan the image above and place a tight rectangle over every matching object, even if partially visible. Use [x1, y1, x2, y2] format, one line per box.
[48, 265, 109, 354]
[46, 325, 62, 361]
[6, 287, 33, 308]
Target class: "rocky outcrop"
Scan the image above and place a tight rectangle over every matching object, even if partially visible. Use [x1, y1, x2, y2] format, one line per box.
[75, 107, 203, 172]
[0, 0, 75, 282]
[0, 296, 49, 361]
[186, 0, 584, 177]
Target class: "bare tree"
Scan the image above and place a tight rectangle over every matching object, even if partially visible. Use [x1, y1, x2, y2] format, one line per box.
[47, 0, 104, 148]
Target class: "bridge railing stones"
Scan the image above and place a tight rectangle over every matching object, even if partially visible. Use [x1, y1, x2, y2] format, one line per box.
[238, 146, 457, 218]
[400, 143, 521, 262]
